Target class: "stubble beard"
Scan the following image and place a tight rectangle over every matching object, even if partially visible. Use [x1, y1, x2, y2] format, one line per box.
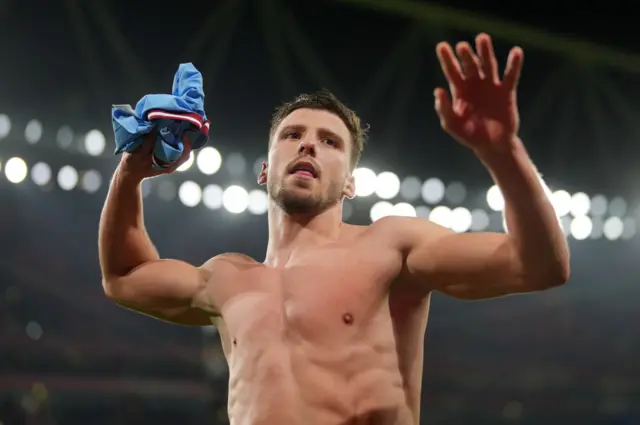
[269, 178, 343, 216]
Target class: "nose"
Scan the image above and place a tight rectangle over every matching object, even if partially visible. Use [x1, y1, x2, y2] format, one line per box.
[297, 140, 316, 157]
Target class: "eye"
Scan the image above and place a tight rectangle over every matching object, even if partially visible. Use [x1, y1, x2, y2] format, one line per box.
[323, 138, 337, 147]
[284, 131, 301, 140]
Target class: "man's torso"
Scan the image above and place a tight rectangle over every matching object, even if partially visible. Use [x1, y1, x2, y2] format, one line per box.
[203, 221, 431, 425]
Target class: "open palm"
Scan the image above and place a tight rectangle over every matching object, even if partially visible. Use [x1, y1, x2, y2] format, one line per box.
[434, 33, 524, 152]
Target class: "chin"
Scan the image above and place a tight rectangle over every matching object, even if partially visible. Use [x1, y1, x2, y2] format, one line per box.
[275, 189, 324, 216]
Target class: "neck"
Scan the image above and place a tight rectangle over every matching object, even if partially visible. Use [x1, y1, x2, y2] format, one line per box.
[265, 200, 343, 267]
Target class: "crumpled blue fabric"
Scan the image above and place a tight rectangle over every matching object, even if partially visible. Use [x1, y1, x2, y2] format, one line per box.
[111, 62, 209, 168]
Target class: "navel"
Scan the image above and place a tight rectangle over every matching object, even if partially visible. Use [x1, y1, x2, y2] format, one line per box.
[342, 313, 354, 325]
[233, 338, 237, 346]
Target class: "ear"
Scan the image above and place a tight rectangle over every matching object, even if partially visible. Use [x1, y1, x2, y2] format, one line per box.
[257, 161, 268, 185]
[343, 173, 356, 199]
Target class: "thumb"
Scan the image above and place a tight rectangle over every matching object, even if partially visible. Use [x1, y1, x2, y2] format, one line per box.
[434, 88, 461, 135]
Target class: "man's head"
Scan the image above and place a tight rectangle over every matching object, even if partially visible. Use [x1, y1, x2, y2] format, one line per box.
[258, 90, 367, 216]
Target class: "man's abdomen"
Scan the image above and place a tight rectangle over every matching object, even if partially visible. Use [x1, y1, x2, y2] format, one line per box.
[227, 342, 413, 425]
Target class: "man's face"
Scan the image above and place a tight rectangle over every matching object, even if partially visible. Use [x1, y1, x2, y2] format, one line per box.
[259, 108, 355, 216]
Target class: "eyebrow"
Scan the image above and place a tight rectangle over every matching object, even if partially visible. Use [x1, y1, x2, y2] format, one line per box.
[317, 128, 344, 144]
[279, 124, 305, 136]
[279, 125, 344, 144]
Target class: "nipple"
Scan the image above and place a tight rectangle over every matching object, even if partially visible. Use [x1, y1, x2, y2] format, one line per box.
[342, 313, 354, 325]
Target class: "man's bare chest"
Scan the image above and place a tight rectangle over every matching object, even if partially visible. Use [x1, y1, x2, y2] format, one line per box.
[217, 245, 403, 346]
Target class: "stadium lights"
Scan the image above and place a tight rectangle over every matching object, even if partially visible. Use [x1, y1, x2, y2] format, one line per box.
[0, 113, 635, 240]
[84, 130, 106, 156]
[5, 157, 28, 183]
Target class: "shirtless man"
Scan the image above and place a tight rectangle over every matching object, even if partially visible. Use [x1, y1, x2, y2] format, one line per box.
[99, 34, 570, 425]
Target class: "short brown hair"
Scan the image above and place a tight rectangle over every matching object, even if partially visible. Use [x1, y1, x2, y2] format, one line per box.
[269, 89, 368, 169]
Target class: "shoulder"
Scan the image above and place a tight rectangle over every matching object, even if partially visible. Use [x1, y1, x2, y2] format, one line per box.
[200, 252, 261, 278]
[196, 253, 262, 313]
[366, 215, 453, 250]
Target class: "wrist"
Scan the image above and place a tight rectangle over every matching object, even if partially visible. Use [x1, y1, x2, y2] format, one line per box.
[474, 136, 525, 171]
[115, 164, 145, 187]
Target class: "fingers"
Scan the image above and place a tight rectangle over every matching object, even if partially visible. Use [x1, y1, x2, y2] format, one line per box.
[503, 46, 524, 92]
[141, 132, 157, 155]
[434, 88, 461, 135]
[455, 42, 482, 80]
[123, 131, 193, 177]
[436, 42, 464, 87]
[182, 133, 194, 151]
[475, 33, 498, 83]
[439, 34, 523, 92]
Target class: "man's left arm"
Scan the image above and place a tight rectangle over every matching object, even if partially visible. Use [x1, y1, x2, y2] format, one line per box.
[400, 138, 569, 300]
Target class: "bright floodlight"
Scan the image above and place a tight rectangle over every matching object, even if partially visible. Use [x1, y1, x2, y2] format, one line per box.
[353, 167, 377, 197]
[203, 184, 224, 209]
[608, 197, 627, 217]
[5, 157, 28, 183]
[445, 181, 467, 205]
[391, 202, 416, 217]
[551, 190, 571, 217]
[472, 209, 491, 231]
[196, 147, 222, 175]
[415, 206, 431, 219]
[0, 114, 11, 138]
[375, 171, 400, 200]
[177, 151, 195, 172]
[26, 321, 43, 341]
[622, 218, 636, 240]
[421, 178, 445, 204]
[603, 217, 623, 240]
[81, 170, 102, 193]
[31, 162, 52, 186]
[590, 217, 603, 239]
[370, 201, 393, 222]
[25, 119, 43, 144]
[399, 176, 422, 201]
[57, 165, 78, 191]
[222, 185, 249, 214]
[56, 125, 74, 148]
[429, 206, 452, 228]
[178, 181, 202, 207]
[486, 185, 504, 211]
[570, 192, 590, 217]
[247, 189, 268, 215]
[590, 195, 607, 216]
[84, 129, 106, 156]
[570, 216, 592, 240]
[451, 207, 472, 233]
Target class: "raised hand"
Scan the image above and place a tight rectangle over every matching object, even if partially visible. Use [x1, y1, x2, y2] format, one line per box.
[120, 132, 193, 180]
[434, 33, 524, 154]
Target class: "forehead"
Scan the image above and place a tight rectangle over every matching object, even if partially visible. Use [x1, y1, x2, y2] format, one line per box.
[276, 108, 350, 140]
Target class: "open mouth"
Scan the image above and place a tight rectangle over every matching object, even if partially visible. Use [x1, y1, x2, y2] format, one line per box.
[288, 160, 318, 179]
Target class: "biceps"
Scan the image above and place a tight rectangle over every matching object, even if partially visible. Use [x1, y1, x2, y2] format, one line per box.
[103, 259, 209, 314]
[407, 232, 524, 297]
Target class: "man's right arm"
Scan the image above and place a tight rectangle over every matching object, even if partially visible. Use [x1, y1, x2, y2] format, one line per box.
[99, 165, 216, 326]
